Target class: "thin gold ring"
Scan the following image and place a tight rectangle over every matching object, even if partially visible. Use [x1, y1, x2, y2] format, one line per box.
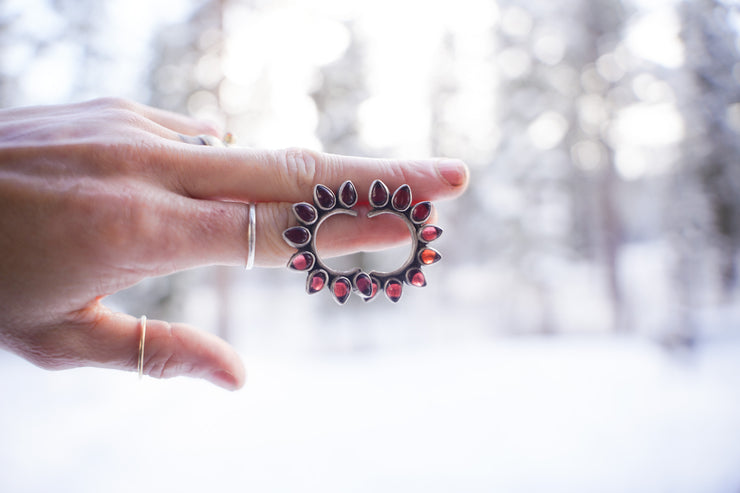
[137, 315, 147, 379]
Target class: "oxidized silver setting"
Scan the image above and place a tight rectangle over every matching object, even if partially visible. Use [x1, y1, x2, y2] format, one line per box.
[283, 179, 443, 304]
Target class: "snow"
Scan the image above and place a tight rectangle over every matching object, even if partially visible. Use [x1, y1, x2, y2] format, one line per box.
[2, 335, 740, 493]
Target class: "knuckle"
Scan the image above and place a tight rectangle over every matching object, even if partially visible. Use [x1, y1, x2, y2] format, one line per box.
[101, 106, 147, 129]
[146, 348, 174, 379]
[385, 158, 413, 186]
[278, 147, 319, 192]
[143, 323, 191, 379]
[88, 96, 136, 112]
[83, 132, 163, 177]
[84, 98, 148, 133]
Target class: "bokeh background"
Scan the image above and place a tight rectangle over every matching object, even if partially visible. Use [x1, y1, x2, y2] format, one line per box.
[2, 0, 740, 491]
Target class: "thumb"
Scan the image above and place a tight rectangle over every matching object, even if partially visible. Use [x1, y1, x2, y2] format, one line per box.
[72, 309, 246, 390]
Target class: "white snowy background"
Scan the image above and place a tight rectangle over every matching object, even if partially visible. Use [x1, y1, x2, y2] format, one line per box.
[3, 318, 740, 492]
[2, 0, 740, 491]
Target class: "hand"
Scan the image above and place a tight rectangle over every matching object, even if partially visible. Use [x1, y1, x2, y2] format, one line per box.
[0, 98, 469, 390]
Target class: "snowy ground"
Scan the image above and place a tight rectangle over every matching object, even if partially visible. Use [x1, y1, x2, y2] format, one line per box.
[2, 334, 740, 493]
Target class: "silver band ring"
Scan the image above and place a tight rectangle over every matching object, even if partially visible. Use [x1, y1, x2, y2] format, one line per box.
[246, 203, 256, 270]
[137, 315, 147, 378]
[282, 180, 442, 304]
[194, 134, 253, 268]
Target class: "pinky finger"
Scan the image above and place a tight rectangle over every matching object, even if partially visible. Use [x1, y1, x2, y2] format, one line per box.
[137, 105, 223, 139]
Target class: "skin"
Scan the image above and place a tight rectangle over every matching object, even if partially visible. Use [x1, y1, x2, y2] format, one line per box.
[0, 97, 469, 390]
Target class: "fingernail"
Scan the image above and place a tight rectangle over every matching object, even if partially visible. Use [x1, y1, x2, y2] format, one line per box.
[209, 369, 240, 391]
[435, 159, 468, 187]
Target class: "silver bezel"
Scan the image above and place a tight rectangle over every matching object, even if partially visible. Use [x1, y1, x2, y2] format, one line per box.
[282, 226, 311, 248]
[338, 180, 359, 208]
[284, 179, 443, 303]
[292, 202, 318, 226]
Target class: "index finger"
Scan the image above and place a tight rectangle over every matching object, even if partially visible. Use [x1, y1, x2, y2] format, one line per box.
[170, 147, 469, 204]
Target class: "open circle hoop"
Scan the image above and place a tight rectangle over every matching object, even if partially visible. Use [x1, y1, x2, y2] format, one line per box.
[283, 179, 443, 304]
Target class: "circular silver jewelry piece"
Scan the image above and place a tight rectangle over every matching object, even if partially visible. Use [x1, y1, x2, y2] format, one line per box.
[283, 179, 443, 304]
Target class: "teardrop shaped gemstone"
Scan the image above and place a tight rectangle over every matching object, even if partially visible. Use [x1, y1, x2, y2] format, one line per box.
[406, 268, 427, 287]
[363, 278, 380, 302]
[288, 252, 314, 271]
[419, 248, 442, 265]
[391, 184, 412, 211]
[410, 202, 432, 223]
[385, 279, 403, 303]
[419, 225, 443, 242]
[355, 272, 373, 297]
[369, 180, 389, 208]
[283, 226, 311, 247]
[307, 270, 327, 294]
[293, 202, 317, 225]
[314, 184, 336, 210]
[332, 277, 351, 304]
[339, 180, 358, 208]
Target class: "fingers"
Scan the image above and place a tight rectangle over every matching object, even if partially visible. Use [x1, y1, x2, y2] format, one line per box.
[172, 147, 469, 204]
[72, 308, 244, 390]
[148, 148, 467, 269]
[137, 318, 245, 390]
[0, 98, 222, 148]
[86, 97, 223, 139]
[132, 102, 223, 138]
[38, 99, 467, 271]
[156, 199, 416, 269]
[253, 202, 417, 267]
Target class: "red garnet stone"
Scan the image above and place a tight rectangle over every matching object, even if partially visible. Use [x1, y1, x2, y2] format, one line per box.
[370, 180, 389, 207]
[333, 277, 351, 304]
[391, 185, 412, 211]
[293, 203, 317, 224]
[289, 252, 314, 271]
[385, 279, 403, 302]
[406, 268, 427, 287]
[420, 225, 442, 242]
[307, 271, 327, 294]
[314, 184, 336, 210]
[355, 272, 373, 297]
[411, 202, 432, 223]
[419, 248, 442, 265]
[283, 226, 310, 247]
[339, 181, 358, 207]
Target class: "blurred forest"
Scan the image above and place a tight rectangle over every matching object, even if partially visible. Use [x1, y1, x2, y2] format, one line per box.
[1, 0, 739, 346]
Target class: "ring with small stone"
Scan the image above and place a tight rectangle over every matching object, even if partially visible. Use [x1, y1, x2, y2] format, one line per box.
[282, 180, 443, 304]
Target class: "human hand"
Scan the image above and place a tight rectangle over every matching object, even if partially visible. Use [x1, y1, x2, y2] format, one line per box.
[0, 98, 469, 390]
